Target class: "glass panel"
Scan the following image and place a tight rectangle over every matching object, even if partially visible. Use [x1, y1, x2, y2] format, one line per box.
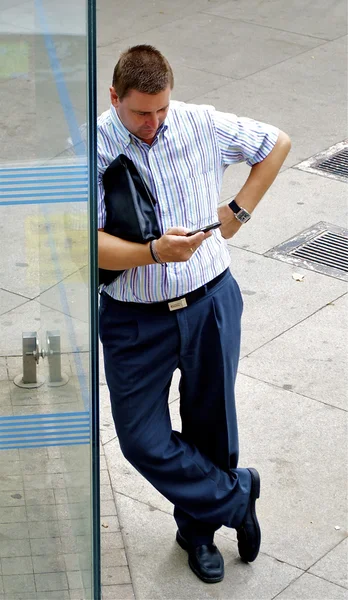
[0, 0, 99, 598]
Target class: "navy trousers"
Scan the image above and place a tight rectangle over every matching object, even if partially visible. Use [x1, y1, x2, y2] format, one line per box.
[99, 269, 251, 545]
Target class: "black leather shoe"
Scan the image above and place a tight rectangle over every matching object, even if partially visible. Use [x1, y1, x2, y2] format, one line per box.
[176, 530, 224, 583]
[237, 467, 261, 562]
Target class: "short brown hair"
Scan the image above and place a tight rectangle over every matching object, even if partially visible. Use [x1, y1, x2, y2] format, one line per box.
[112, 45, 174, 100]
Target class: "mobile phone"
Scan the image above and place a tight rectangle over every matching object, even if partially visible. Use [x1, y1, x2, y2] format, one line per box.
[186, 221, 221, 237]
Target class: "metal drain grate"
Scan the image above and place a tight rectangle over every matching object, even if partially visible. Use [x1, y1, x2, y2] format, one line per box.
[265, 222, 348, 281]
[295, 141, 348, 183]
[291, 230, 347, 272]
[315, 147, 348, 178]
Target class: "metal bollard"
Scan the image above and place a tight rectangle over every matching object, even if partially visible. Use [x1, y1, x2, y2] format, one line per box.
[46, 330, 68, 387]
[13, 332, 45, 388]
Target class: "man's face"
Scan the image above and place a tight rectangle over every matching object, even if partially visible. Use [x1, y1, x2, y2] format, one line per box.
[110, 85, 171, 143]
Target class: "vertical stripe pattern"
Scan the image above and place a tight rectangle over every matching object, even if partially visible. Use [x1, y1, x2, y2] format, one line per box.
[97, 101, 279, 302]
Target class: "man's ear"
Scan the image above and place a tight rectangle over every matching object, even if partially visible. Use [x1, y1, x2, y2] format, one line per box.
[109, 86, 120, 107]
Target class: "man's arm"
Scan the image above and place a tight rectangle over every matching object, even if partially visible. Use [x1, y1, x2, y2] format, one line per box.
[98, 228, 211, 270]
[98, 230, 155, 269]
[218, 130, 291, 239]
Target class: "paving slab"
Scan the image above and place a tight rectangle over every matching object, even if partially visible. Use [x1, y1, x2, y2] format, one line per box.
[0, 73, 36, 163]
[0, 0, 29, 11]
[40, 267, 89, 324]
[2, 573, 36, 594]
[0, 382, 12, 416]
[116, 493, 301, 600]
[1, 555, 33, 575]
[205, 0, 347, 40]
[225, 167, 348, 255]
[218, 374, 347, 569]
[102, 584, 135, 600]
[0, 539, 31, 558]
[0, 71, 83, 163]
[0, 290, 29, 317]
[191, 36, 347, 167]
[0, 491, 25, 507]
[308, 538, 348, 589]
[99, 384, 117, 446]
[239, 293, 348, 409]
[275, 572, 348, 599]
[118, 13, 321, 81]
[0, 359, 7, 381]
[0, 205, 41, 299]
[0, 0, 85, 36]
[97, 0, 231, 48]
[0, 203, 87, 300]
[227, 249, 347, 357]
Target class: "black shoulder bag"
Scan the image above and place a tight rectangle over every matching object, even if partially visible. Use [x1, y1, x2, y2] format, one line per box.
[99, 154, 161, 286]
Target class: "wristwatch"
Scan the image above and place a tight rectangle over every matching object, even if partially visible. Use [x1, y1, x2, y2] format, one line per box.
[228, 199, 251, 224]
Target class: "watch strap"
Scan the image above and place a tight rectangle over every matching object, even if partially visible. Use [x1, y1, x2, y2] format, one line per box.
[228, 199, 242, 215]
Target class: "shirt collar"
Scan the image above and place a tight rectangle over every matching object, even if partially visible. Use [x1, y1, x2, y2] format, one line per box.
[110, 104, 168, 148]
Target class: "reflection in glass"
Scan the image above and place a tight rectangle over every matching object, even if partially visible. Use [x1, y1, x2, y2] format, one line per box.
[0, 0, 99, 598]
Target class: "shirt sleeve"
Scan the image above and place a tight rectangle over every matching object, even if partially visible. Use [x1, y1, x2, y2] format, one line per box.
[211, 109, 279, 167]
[97, 173, 106, 229]
[97, 137, 109, 229]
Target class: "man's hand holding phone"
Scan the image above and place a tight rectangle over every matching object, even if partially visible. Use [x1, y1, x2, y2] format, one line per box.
[153, 221, 220, 264]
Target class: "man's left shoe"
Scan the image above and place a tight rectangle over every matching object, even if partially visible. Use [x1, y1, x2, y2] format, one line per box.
[176, 530, 224, 583]
[236, 467, 261, 562]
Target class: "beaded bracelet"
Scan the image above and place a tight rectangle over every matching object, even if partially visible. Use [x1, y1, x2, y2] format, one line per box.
[150, 240, 164, 264]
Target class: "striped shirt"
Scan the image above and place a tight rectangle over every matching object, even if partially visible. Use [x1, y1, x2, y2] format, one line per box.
[97, 101, 279, 302]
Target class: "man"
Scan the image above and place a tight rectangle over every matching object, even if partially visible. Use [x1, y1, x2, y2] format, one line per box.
[98, 44, 291, 584]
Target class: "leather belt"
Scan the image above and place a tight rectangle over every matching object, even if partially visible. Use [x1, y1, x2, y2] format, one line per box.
[105, 269, 228, 314]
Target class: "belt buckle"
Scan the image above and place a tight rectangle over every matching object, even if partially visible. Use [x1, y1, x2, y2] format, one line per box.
[168, 297, 187, 311]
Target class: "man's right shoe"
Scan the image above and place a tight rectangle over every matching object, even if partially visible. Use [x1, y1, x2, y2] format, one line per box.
[236, 467, 261, 562]
[176, 530, 224, 583]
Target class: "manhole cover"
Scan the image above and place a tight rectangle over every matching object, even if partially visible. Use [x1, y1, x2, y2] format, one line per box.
[265, 222, 348, 281]
[295, 141, 348, 183]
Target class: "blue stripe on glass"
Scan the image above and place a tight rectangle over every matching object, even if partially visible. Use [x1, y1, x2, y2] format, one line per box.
[0, 412, 88, 421]
[0, 198, 87, 206]
[0, 425, 90, 433]
[0, 166, 86, 173]
[0, 419, 89, 426]
[0, 171, 86, 178]
[0, 441, 88, 450]
[0, 176, 87, 184]
[2, 191, 87, 198]
[0, 432, 89, 439]
[0, 185, 87, 192]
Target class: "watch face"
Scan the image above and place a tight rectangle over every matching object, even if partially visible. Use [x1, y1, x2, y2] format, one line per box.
[236, 209, 251, 223]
